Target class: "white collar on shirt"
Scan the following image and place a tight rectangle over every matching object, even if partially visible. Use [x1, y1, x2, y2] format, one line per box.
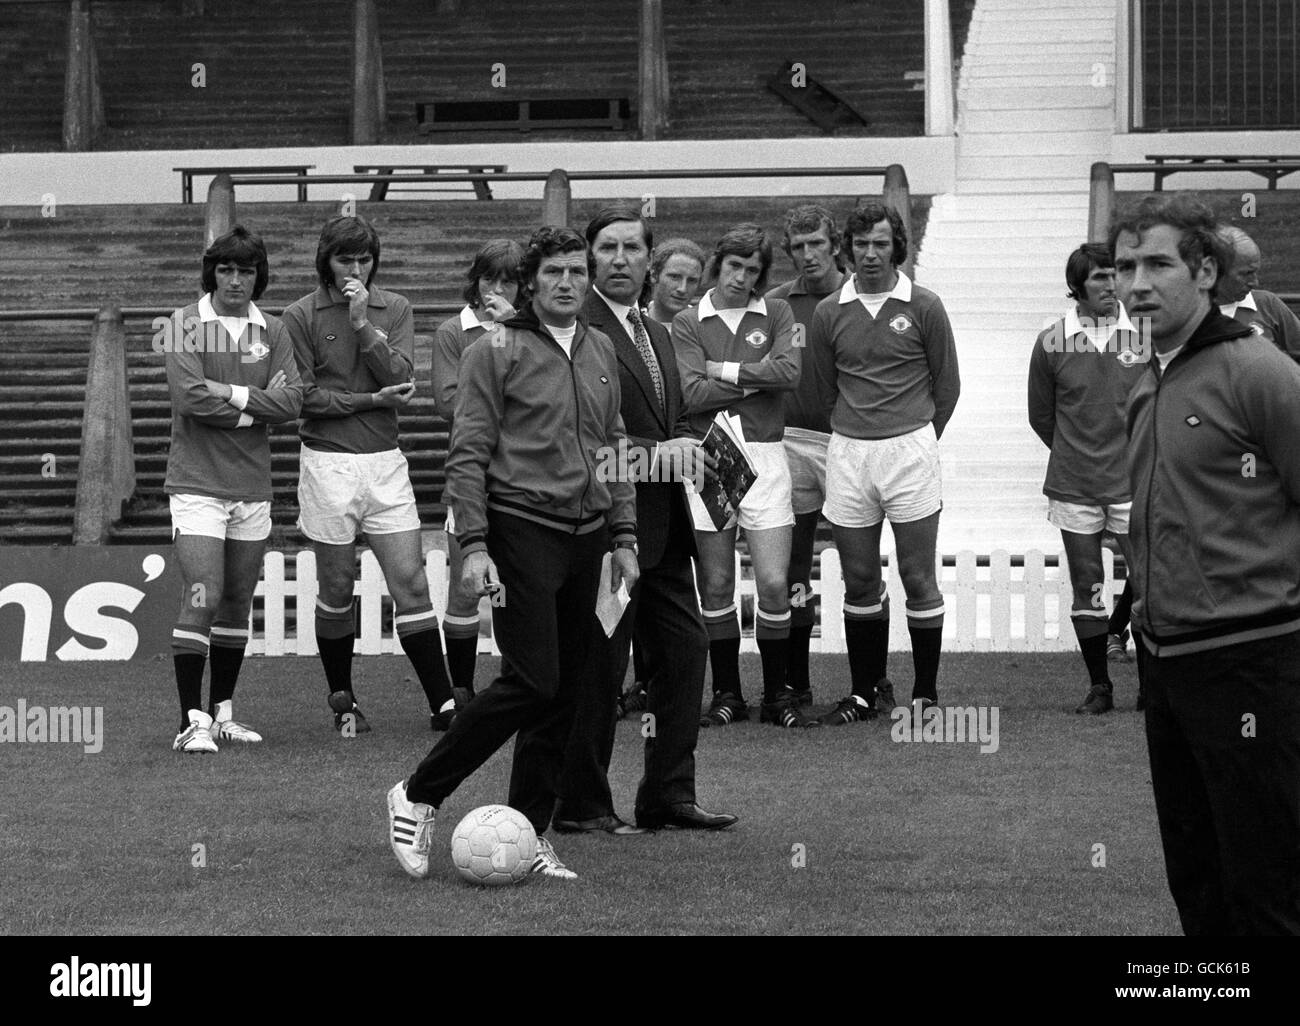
[1063, 302, 1136, 340]
[697, 289, 766, 320]
[838, 271, 913, 304]
[1219, 291, 1259, 319]
[199, 292, 266, 327]
[594, 288, 638, 329]
[459, 304, 493, 331]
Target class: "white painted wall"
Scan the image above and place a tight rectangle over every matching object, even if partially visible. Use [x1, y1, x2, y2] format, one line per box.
[0, 136, 957, 207]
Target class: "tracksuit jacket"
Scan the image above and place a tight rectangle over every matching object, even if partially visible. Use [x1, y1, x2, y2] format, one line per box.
[445, 305, 637, 556]
[1128, 309, 1300, 656]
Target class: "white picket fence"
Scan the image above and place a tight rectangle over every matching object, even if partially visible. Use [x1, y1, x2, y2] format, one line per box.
[246, 546, 1121, 656]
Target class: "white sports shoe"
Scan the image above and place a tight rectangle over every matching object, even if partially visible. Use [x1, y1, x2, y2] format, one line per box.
[173, 709, 218, 754]
[210, 700, 262, 742]
[530, 835, 578, 880]
[387, 780, 435, 879]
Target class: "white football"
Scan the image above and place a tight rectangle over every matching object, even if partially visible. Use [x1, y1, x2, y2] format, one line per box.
[449, 804, 537, 886]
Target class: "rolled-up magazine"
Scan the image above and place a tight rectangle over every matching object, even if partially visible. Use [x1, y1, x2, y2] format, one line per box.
[699, 412, 758, 531]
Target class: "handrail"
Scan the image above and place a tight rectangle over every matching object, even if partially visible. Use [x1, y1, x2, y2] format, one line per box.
[226, 166, 891, 188]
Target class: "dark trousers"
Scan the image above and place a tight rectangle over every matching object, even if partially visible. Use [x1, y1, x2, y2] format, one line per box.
[1144, 630, 1300, 935]
[556, 545, 709, 821]
[406, 512, 607, 834]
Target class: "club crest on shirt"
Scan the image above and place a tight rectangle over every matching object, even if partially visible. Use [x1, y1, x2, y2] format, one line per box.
[888, 314, 912, 334]
[744, 328, 768, 348]
[1249, 322, 1272, 341]
[1116, 348, 1141, 367]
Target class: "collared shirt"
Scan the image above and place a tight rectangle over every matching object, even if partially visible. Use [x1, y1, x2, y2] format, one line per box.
[595, 287, 665, 394]
[460, 304, 494, 331]
[1062, 302, 1137, 348]
[841, 270, 914, 312]
[810, 270, 961, 441]
[281, 284, 415, 454]
[672, 289, 799, 444]
[1218, 291, 1258, 321]
[199, 292, 267, 355]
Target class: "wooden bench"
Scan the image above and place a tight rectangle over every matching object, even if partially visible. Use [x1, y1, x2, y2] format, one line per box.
[174, 164, 314, 203]
[352, 164, 506, 201]
[1144, 154, 1300, 190]
[416, 96, 630, 135]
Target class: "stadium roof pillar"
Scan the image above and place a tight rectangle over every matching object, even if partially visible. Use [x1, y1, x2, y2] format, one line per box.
[924, 0, 954, 136]
[352, 0, 385, 145]
[638, 0, 669, 140]
[62, 0, 103, 151]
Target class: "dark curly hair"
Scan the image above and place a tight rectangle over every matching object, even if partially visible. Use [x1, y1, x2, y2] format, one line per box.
[1108, 194, 1228, 301]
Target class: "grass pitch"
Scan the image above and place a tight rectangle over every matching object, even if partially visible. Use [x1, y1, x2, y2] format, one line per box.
[0, 651, 1174, 935]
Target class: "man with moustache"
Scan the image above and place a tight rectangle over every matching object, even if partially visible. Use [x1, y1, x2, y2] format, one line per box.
[386, 226, 640, 881]
[766, 204, 850, 710]
[1114, 194, 1300, 934]
[1028, 243, 1146, 715]
[554, 205, 737, 834]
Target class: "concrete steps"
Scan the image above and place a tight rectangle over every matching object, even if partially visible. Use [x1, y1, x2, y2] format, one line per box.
[915, 0, 1119, 555]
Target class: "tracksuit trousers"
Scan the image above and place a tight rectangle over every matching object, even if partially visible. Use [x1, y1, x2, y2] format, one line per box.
[406, 511, 608, 834]
[1144, 629, 1300, 934]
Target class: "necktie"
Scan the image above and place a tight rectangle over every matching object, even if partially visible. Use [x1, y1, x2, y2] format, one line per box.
[627, 306, 665, 413]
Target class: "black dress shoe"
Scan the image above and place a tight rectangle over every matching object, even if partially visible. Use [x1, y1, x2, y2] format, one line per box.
[552, 814, 646, 836]
[637, 803, 738, 831]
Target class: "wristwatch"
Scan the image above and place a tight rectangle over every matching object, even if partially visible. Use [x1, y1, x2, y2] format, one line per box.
[614, 540, 638, 553]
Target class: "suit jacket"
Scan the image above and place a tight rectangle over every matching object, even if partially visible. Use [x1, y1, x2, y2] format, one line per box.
[583, 291, 695, 570]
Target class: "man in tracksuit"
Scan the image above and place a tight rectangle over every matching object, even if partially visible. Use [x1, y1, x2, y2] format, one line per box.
[386, 226, 640, 882]
[1114, 194, 1300, 934]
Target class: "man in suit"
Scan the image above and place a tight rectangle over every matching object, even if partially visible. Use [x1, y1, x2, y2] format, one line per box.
[554, 206, 738, 834]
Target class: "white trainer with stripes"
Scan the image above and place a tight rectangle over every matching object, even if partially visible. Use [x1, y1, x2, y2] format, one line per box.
[530, 836, 578, 880]
[173, 709, 218, 754]
[387, 780, 435, 879]
[210, 700, 262, 743]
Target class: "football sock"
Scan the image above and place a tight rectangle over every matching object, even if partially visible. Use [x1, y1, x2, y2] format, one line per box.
[755, 606, 791, 704]
[1074, 623, 1112, 689]
[315, 600, 355, 696]
[442, 613, 480, 695]
[172, 622, 210, 729]
[844, 584, 889, 700]
[395, 605, 453, 712]
[787, 623, 813, 691]
[708, 638, 741, 702]
[906, 599, 944, 703]
[788, 579, 816, 691]
[1108, 579, 1133, 637]
[702, 604, 741, 700]
[208, 619, 249, 713]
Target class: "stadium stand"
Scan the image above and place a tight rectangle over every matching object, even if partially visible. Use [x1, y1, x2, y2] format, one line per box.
[0, 194, 931, 546]
[0, 0, 976, 150]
